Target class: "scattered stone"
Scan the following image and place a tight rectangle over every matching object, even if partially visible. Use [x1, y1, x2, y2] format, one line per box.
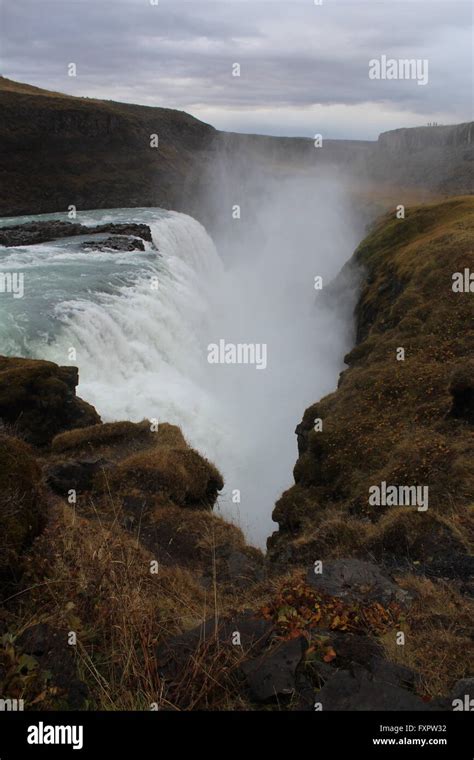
[316, 666, 427, 711]
[241, 637, 305, 702]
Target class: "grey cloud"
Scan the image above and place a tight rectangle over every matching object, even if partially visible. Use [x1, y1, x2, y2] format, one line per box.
[1, 0, 471, 137]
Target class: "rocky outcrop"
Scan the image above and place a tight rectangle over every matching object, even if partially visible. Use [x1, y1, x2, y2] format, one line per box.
[377, 122, 473, 154]
[0, 356, 101, 446]
[49, 420, 223, 510]
[45, 419, 266, 589]
[367, 123, 474, 195]
[0, 220, 153, 247]
[0, 362, 264, 710]
[305, 559, 411, 607]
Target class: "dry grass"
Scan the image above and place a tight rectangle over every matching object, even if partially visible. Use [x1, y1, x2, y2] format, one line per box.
[51, 420, 154, 454]
[0, 433, 46, 573]
[381, 574, 474, 699]
[5, 498, 255, 710]
[107, 445, 224, 509]
[51, 420, 186, 459]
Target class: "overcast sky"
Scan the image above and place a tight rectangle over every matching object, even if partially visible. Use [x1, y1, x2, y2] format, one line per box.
[1, 0, 472, 139]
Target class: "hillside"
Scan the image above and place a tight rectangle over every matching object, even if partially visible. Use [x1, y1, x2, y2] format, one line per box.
[1, 77, 472, 225]
[1, 199, 472, 710]
[269, 196, 474, 573]
[267, 196, 474, 691]
[0, 76, 217, 219]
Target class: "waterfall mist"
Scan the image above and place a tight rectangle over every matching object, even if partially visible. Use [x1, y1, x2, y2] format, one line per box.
[1, 155, 364, 548]
[197, 150, 364, 545]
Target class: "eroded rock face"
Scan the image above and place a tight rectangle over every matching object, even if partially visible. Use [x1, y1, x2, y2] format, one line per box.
[0, 78, 217, 220]
[0, 356, 101, 447]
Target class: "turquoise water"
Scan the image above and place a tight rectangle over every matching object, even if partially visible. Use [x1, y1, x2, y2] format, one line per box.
[0, 208, 170, 355]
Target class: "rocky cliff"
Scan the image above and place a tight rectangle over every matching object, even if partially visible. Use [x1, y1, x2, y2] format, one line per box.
[1, 77, 472, 225]
[269, 196, 474, 576]
[0, 77, 217, 219]
[377, 122, 473, 153]
[367, 123, 474, 196]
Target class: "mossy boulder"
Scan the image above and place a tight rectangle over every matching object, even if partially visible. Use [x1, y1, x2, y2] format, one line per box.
[0, 356, 100, 447]
[52, 420, 182, 458]
[107, 442, 223, 509]
[50, 420, 224, 510]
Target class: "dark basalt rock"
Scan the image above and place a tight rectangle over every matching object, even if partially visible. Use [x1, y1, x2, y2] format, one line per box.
[95, 223, 153, 243]
[157, 612, 274, 682]
[241, 637, 305, 702]
[450, 677, 474, 705]
[82, 235, 145, 252]
[316, 631, 384, 671]
[306, 559, 411, 606]
[0, 221, 85, 246]
[315, 666, 428, 711]
[0, 220, 153, 247]
[366, 657, 417, 690]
